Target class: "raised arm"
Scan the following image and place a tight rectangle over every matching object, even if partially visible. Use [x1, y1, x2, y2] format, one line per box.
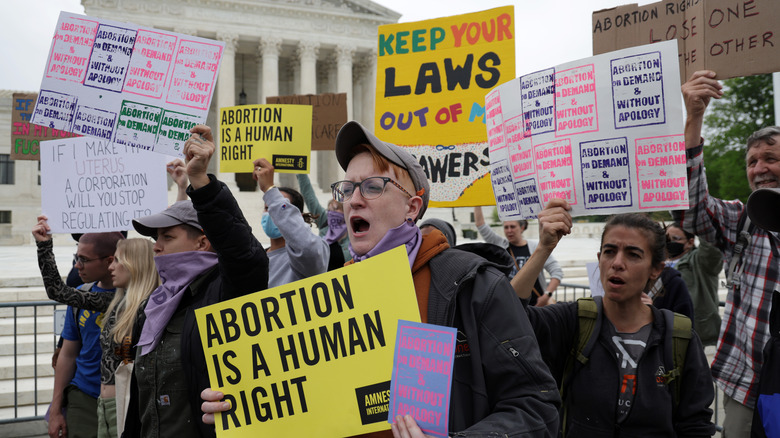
[33, 216, 113, 311]
[167, 159, 189, 202]
[511, 199, 571, 300]
[682, 70, 722, 149]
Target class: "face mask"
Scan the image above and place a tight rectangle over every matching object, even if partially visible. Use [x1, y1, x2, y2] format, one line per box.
[261, 213, 283, 239]
[666, 241, 685, 258]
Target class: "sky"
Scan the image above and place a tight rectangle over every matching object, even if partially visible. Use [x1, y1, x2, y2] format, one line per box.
[0, 0, 656, 92]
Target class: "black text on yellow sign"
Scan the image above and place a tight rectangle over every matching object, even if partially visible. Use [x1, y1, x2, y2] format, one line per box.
[195, 246, 421, 437]
[218, 104, 312, 174]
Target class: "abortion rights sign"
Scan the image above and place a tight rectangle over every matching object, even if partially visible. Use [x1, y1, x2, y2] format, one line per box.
[40, 137, 168, 233]
[485, 40, 686, 220]
[11, 93, 79, 160]
[195, 246, 420, 437]
[31, 12, 224, 157]
[218, 104, 313, 173]
[376, 7, 516, 207]
[592, 0, 779, 81]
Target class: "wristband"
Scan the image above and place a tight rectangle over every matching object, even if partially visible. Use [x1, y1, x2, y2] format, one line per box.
[546, 291, 553, 297]
[265, 184, 276, 192]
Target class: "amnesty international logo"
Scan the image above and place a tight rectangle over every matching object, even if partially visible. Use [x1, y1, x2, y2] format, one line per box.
[273, 154, 307, 170]
[354, 381, 391, 425]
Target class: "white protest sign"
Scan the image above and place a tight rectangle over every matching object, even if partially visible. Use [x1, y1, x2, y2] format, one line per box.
[485, 40, 686, 219]
[31, 12, 224, 158]
[41, 137, 168, 233]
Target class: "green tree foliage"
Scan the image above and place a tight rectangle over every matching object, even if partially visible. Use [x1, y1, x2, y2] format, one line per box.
[703, 74, 775, 202]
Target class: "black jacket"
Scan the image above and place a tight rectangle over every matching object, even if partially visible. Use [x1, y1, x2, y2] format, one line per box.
[527, 301, 715, 437]
[425, 246, 560, 436]
[123, 175, 268, 438]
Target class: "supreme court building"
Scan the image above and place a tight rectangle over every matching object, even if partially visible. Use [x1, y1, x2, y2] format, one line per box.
[0, 0, 401, 244]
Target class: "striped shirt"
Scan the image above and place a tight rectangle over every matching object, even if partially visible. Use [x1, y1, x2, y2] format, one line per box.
[677, 144, 779, 408]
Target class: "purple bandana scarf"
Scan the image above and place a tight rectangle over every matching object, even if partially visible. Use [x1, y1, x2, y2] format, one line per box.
[324, 210, 348, 244]
[138, 250, 218, 355]
[349, 219, 422, 268]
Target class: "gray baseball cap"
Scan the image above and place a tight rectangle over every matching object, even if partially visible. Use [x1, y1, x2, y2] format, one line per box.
[335, 121, 430, 221]
[132, 200, 202, 237]
[747, 188, 780, 232]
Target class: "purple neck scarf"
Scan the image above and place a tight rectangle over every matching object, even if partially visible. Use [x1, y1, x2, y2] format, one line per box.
[349, 219, 422, 268]
[138, 250, 218, 356]
[324, 210, 347, 245]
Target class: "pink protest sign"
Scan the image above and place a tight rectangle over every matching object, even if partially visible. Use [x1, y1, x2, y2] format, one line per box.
[486, 40, 686, 219]
[388, 320, 456, 437]
[31, 12, 224, 158]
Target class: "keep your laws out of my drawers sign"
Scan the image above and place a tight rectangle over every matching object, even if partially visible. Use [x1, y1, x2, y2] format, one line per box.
[30, 11, 224, 158]
[485, 40, 686, 220]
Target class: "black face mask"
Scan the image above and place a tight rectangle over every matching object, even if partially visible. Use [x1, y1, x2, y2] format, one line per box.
[666, 241, 685, 258]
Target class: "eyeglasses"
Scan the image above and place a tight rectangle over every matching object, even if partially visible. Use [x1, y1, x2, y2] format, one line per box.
[331, 177, 413, 203]
[73, 254, 109, 266]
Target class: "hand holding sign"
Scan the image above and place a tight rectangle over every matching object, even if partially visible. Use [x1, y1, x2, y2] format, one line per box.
[681, 70, 723, 149]
[391, 414, 435, 438]
[185, 125, 215, 189]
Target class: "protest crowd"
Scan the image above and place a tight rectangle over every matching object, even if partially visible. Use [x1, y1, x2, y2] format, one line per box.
[19, 4, 780, 438]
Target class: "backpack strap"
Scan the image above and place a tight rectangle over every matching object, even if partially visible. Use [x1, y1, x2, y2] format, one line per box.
[72, 282, 96, 339]
[561, 297, 602, 435]
[659, 310, 692, 411]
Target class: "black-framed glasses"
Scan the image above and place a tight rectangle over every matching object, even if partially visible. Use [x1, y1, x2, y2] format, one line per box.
[331, 177, 413, 203]
[73, 254, 109, 266]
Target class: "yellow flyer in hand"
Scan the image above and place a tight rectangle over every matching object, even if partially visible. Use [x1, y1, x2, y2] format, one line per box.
[218, 104, 312, 173]
[195, 246, 421, 437]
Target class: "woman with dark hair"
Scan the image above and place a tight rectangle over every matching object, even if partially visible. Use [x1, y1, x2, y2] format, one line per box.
[253, 158, 329, 288]
[519, 202, 715, 437]
[665, 222, 723, 345]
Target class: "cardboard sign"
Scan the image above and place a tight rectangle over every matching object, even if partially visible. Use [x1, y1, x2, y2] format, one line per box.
[486, 40, 686, 219]
[195, 246, 421, 437]
[31, 12, 224, 157]
[376, 7, 516, 207]
[266, 93, 347, 150]
[40, 137, 168, 233]
[218, 104, 313, 173]
[592, 0, 779, 82]
[11, 93, 79, 160]
[388, 321, 455, 438]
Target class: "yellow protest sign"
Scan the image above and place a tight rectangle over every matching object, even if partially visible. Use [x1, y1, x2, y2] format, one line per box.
[195, 246, 421, 437]
[218, 104, 313, 173]
[376, 7, 516, 207]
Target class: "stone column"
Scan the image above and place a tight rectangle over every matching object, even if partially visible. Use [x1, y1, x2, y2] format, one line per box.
[336, 44, 355, 120]
[360, 50, 377, 130]
[297, 41, 319, 95]
[216, 32, 238, 188]
[259, 36, 282, 103]
[255, 55, 263, 104]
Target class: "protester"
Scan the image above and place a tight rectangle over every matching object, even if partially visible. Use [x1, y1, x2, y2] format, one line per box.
[32, 223, 123, 438]
[675, 70, 780, 435]
[297, 173, 350, 267]
[33, 229, 156, 438]
[665, 222, 723, 345]
[419, 218, 457, 247]
[421, 217, 515, 276]
[746, 188, 780, 437]
[122, 124, 269, 438]
[253, 158, 329, 287]
[474, 206, 563, 306]
[644, 264, 695, 323]
[201, 121, 560, 437]
[519, 203, 715, 436]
